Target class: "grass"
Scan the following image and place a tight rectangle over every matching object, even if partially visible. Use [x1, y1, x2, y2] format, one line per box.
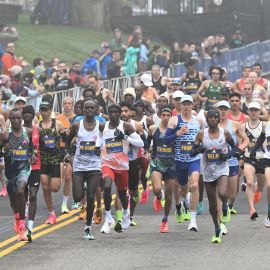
[12, 14, 166, 66]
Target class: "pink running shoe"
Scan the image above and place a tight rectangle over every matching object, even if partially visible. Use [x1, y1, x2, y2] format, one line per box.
[45, 213, 57, 225]
[153, 196, 162, 212]
[0, 186, 7, 197]
[140, 186, 150, 204]
[14, 219, 20, 234]
[160, 221, 169, 233]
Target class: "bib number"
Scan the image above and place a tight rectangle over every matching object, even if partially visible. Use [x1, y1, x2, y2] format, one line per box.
[80, 141, 95, 156]
[44, 136, 55, 149]
[105, 139, 123, 154]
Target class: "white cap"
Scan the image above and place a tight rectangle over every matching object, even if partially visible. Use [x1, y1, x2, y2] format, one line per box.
[140, 73, 153, 87]
[14, 96, 26, 104]
[123, 87, 136, 99]
[248, 101, 261, 110]
[172, 91, 184, 99]
[181, 95, 193, 103]
[216, 100, 230, 109]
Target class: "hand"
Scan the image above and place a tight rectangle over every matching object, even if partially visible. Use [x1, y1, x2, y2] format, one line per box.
[218, 153, 230, 161]
[176, 125, 188, 136]
[63, 153, 71, 163]
[30, 153, 37, 164]
[114, 128, 125, 140]
[231, 147, 243, 160]
[144, 151, 151, 161]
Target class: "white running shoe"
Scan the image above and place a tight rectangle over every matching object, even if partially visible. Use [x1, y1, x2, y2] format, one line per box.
[185, 192, 191, 209]
[122, 214, 131, 230]
[220, 223, 228, 235]
[264, 216, 270, 228]
[188, 219, 198, 232]
[100, 218, 115, 234]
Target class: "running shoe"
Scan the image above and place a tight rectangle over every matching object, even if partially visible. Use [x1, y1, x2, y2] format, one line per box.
[0, 186, 7, 196]
[122, 213, 131, 229]
[114, 221, 123, 233]
[25, 202, 29, 218]
[45, 213, 57, 225]
[78, 205, 87, 220]
[153, 196, 162, 212]
[84, 228, 95, 240]
[100, 218, 115, 234]
[175, 210, 184, 223]
[94, 209, 103, 224]
[188, 219, 198, 232]
[241, 182, 247, 192]
[14, 219, 20, 234]
[197, 201, 204, 215]
[71, 201, 80, 209]
[221, 209, 231, 223]
[182, 201, 191, 221]
[161, 197, 165, 208]
[18, 227, 28, 241]
[26, 229, 32, 242]
[263, 216, 270, 228]
[61, 203, 69, 214]
[220, 223, 228, 235]
[229, 207, 237, 215]
[140, 186, 150, 204]
[211, 235, 222, 244]
[132, 191, 141, 203]
[130, 218, 137, 226]
[253, 191, 262, 204]
[160, 221, 169, 233]
[250, 210, 259, 221]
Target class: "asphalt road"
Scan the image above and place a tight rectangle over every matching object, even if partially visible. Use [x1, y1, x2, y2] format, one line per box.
[0, 181, 270, 270]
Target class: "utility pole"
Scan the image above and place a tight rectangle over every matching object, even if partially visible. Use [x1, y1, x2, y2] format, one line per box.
[260, 0, 266, 40]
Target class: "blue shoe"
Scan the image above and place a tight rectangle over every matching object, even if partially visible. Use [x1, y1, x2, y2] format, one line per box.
[197, 201, 204, 215]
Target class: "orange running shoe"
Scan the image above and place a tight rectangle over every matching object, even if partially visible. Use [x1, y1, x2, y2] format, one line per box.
[18, 227, 28, 241]
[0, 186, 7, 197]
[78, 205, 87, 221]
[45, 213, 57, 225]
[253, 191, 262, 204]
[160, 221, 169, 233]
[14, 219, 20, 234]
[153, 196, 162, 212]
[94, 209, 103, 224]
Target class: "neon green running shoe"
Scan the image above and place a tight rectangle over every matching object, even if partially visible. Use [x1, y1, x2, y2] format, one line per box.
[132, 191, 141, 203]
[161, 197, 165, 208]
[221, 210, 231, 223]
[182, 201, 191, 221]
[175, 210, 184, 223]
[220, 223, 228, 235]
[211, 235, 222, 244]
[130, 218, 137, 226]
[229, 207, 237, 215]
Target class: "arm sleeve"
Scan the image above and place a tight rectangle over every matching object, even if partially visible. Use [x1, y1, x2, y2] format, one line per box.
[126, 132, 144, 148]
[164, 128, 177, 144]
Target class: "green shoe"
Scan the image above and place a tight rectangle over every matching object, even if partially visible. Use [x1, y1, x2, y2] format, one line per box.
[130, 218, 137, 226]
[221, 210, 231, 223]
[161, 197, 165, 208]
[182, 201, 191, 221]
[132, 191, 141, 203]
[61, 203, 69, 214]
[229, 207, 237, 215]
[175, 210, 184, 223]
[211, 235, 222, 244]
[84, 228, 95, 240]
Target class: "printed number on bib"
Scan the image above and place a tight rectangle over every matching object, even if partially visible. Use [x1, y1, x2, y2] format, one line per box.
[105, 139, 123, 154]
[44, 136, 55, 149]
[80, 141, 95, 156]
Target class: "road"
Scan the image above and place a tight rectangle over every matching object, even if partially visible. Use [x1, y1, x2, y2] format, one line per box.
[0, 182, 270, 270]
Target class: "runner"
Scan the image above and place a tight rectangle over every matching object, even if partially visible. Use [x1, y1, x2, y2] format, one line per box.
[56, 97, 75, 213]
[65, 99, 103, 240]
[243, 102, 265, 220]
[235, 66, 251, 94]
[165, 95, 204, 232]
[151, 64, 168, 95]
[22, 105, 40, 240]
[1, 109, 36, 241]
[191, 109, 241, 243]
[100, 104, 143, 233]
[39, 101, 66, 224]
[146, 107, 175, 232]
[253, 63, 269, 90]
[228, 93, 249, 124]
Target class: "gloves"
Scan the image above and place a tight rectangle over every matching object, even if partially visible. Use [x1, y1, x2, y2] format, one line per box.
[114, 128, 125, 141]
[231, 147, 243, 160]
[190, 145, 206, 157]
[94, 147, 101, 157]
[218, 153, 231, 161]
[249, 149, 256, 159]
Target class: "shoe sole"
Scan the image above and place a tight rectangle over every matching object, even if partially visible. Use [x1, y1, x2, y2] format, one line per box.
[188, 227, 198, 232]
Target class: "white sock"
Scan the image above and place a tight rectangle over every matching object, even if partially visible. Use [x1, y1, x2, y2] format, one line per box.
[184, 197, 190, 208]
[105, 210, 112, 220]
[122, 209, 129, 216]
[62, 196, 69, 204]
[84, 225, 91, 230]
[50, 210, 54, 215]
[191, 211, 197, 220]
[28, 220, 34, 232]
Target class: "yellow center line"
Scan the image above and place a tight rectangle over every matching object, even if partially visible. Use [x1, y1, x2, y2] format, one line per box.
[0, 181, 152, 257]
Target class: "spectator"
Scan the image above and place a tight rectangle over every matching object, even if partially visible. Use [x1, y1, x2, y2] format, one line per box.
[2, 42, 21, 76]
[124, 45, 140, 76]
[169, 42, 182, 64]
[147, 45, 161, 69]
[188, 42, 200, 61]
[139, 38, 150, 72]
[47, 57, 60, 77]
[109, 28, 126, 57]
[69, 61, 87, 86]
[107, 50, 122, 79]
[0, 74, 13, 100]
[230, 30, 245, 49]
[156, 48, 170, 69]
[81, 49, 100, 76]
[10, 65, 24, 96]
[99, 42, 112, 79]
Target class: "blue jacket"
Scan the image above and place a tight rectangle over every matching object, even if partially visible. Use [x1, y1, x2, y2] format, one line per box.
[82, 57, 100, 76]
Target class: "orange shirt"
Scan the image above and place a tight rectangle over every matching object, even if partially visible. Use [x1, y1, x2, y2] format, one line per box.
[141, 87, 158, 103]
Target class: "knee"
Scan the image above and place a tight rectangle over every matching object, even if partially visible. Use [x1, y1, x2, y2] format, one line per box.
[218, 191, 227, 201]
[102, 178, 112, 191]
[165, 190, 173, 202]
[190, 182, 198, 192]
[29, 193, 37, 203]
[16, 188, 25, 197]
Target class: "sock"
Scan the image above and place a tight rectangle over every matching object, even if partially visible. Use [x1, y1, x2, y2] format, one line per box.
[84, 225, 91, 231]
[50, 210, 55, 215]
[62, 196, 69, 204]
[162, 216, 168, 222]
[15, 212, 19, 220]
[229, 204, 233, 209]
[215, 228, 221, 237]
[183, 197, 190, 209]
[28, 220, 34, 232]
[105, 210, 112, 220]
[222, 204, 228, 216]
[191, 211, 196, 220]
[19, 219, 25, 229]
[122, 209, 129, 217]
[116, 210, 123, 221]
[176, 203, 182, 215]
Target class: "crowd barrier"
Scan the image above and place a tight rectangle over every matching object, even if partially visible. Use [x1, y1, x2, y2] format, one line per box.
[18, 40, 270, 112]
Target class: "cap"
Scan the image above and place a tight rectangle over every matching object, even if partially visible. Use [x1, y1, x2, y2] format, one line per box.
[170, 78, 181, 85]
[172, 91, 184, 99]
[181, 95, 193, 103]
[14, 96, 26, 104]
[140, 73, 153, 87]
[39, 101, 53, 110]
[248, 101, 261, 110]
[10, 65, 22, 76]
[123, 87, 136, 99]
[216, 100, 230, 109]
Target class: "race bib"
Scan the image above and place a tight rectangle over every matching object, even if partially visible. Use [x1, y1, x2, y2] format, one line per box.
[79, 141, 95, 156]
[205, 149, 222, 163]
[156, 145, 173, 158]
[181, 141, 193, 155]
[12, 148, 29, 161]
[186, 83, 198, 95]
[105, 139, 123, 154]
[44, 136, 55, 149]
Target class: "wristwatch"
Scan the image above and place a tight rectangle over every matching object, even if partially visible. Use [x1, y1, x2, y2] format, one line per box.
[124, 135, 129, 141]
